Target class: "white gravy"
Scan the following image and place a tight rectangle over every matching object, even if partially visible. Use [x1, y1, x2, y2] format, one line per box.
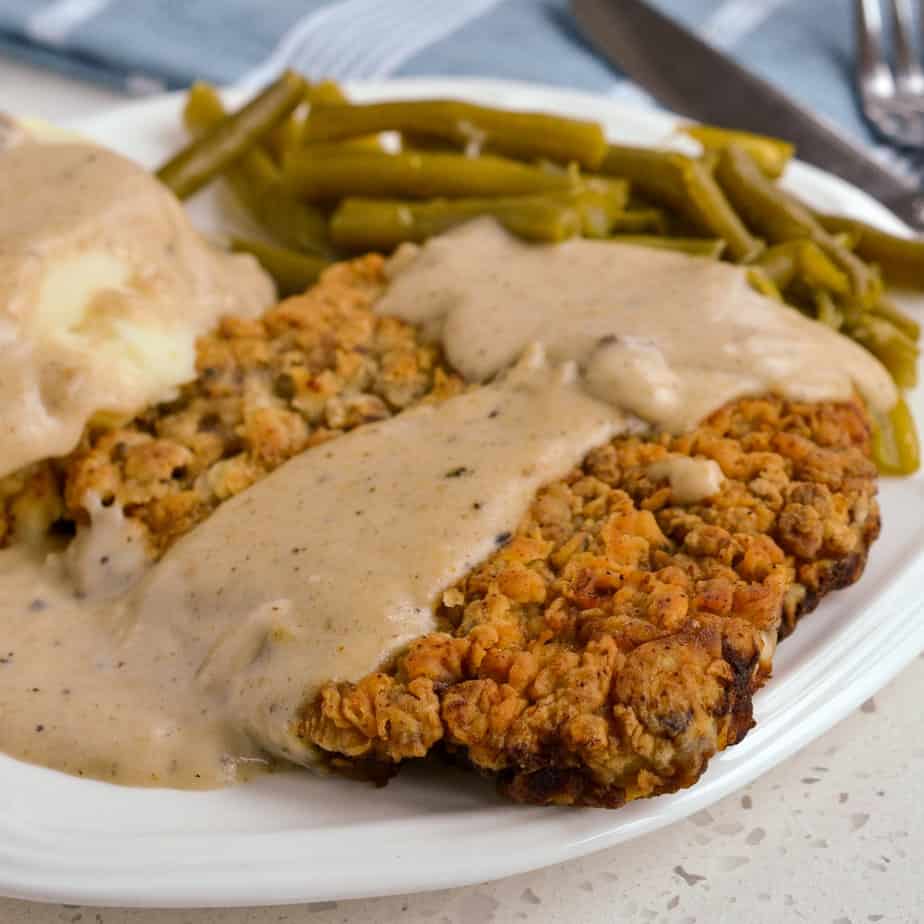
[377, 218, 897, 430]
[0, 359, 618, 785]
[0, 216, 898, 789]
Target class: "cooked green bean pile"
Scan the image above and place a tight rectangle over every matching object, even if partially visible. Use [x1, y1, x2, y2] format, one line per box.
[155, 74, 923, 474]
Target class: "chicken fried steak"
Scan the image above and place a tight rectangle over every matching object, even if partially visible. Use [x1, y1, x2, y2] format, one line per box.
[0, 256, 881, 807]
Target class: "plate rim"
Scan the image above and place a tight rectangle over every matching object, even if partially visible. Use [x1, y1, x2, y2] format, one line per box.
[0, 75, 919, 908]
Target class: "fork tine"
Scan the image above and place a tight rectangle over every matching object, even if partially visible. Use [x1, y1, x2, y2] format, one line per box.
[857, 0, 896, 97]
[889, 0, 924, 91]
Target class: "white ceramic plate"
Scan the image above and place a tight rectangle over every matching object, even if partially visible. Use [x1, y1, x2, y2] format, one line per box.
[1, 78, 922, 909]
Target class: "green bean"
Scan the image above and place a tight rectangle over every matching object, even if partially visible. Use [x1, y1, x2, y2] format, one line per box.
[329, 195, 583, 251]
[600, 145, 763, 261]
[747, 267, 784, 301]
[183, 82, 233, 128]
[574, 179, 630, 237]
[610, 235, 727, 258]
[231, 237, 330, 297]
[682, 124, 793, 178]
[401, 133, 460, 153]
[265, 111, 305, 164]
[869, 296, 921, 342]
[813, 290, 844, 330]
[845, 314, 919, 389]
[183, 83, 332, 257]
[606, 208, 668, 234]
[232, 173, 334, 256]
[816, 212, 924, 290]
[157, 70, 306, 199]
[714, 145, 812, 237]
[714, 146, 880, 305]
[305, 80, 349, 106]
[799, 243, 851, 294]
[600, 146, 687, 211]
[752, 240, 850, 295]
[183, 82, 279, 183]
[286, 149, 577, 201]
[823, 236, 882, 303]
[752, 241, 799, 289]
[303, 99, 607, 168]
[326, 181, 638, 252]
[302, 82, 387, 151]
[872, 397, 920, 475]
[830, 230, 860, 251]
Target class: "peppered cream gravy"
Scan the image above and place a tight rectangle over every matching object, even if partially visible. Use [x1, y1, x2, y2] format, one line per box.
[377, 218, 896, 429]
[0, 137, 274, 479]
[0, 356, 618, 786]
[0, 217, 897, 788]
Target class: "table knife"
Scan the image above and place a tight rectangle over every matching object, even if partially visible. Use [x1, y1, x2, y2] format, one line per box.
[571, 0, 924, 230]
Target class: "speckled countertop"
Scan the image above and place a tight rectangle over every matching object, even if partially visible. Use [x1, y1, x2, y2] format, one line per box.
[1, 61, 921, 924]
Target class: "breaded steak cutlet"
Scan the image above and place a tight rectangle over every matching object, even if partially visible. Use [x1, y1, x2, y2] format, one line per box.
[302, 396, 879, 805]
[0, 255, 881, 808]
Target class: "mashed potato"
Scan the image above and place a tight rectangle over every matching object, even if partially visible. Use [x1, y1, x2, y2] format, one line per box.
[0, 119, 274, 478]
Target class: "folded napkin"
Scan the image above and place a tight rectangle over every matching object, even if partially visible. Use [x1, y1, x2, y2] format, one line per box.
[0, 0, 869, 143]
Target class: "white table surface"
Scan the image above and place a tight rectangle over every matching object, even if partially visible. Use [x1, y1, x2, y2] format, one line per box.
[1, 55, 922, 924]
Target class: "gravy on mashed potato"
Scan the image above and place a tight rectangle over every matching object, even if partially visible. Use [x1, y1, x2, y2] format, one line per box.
[0, 168, 898, 788]
[0, 125, 274, 479]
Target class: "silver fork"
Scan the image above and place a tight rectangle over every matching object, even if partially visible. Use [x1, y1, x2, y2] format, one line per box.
[857, 0, 924, 147]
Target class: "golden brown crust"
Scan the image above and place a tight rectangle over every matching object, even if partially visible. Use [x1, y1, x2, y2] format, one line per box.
[299, 396, 879, 806]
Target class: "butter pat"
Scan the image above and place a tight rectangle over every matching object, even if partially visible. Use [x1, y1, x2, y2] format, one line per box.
[0, 128, 274, 478]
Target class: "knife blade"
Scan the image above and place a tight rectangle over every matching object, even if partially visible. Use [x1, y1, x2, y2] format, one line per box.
[571, 0, 924, 230]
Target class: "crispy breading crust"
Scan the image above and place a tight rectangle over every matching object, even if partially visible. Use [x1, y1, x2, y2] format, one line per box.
[299, 396, 879, 806]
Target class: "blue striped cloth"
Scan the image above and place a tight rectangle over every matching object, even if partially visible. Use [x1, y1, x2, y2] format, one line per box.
[0, 0, 870, 143]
